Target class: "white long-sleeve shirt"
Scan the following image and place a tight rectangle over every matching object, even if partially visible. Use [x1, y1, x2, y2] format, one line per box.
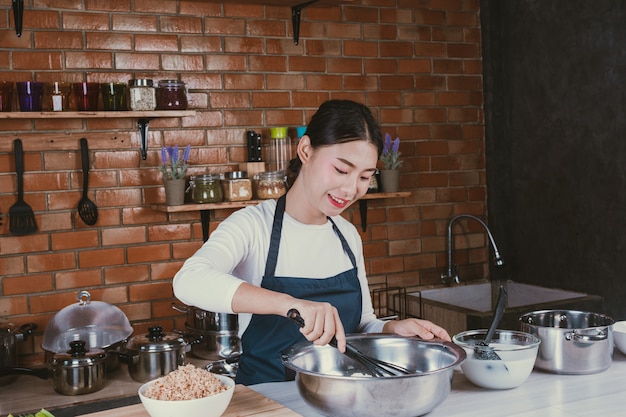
[172, 198, 385, 337]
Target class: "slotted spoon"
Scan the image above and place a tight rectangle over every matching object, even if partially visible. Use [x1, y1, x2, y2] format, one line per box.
[287, 309, 412, 377]
[474, 284, 508, 363]
[78, 137, 98, 225]
[9, 138, 37, 235]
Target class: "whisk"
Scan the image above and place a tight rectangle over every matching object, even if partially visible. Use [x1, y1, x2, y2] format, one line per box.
[287, 309, 412, 377]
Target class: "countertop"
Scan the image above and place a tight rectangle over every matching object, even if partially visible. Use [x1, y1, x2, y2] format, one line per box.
[3, 353, 626, 417]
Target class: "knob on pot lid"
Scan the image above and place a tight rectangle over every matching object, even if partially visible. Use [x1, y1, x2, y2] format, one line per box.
[126, 326, 186, 353]
[42, 290, 133, 353]
[50, 340, 107, 367]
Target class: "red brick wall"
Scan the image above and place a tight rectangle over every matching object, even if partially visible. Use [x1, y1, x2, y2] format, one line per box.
[0, 0, 487, 362]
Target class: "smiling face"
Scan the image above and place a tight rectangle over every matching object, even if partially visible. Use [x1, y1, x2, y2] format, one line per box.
[287, 136, 379, 224]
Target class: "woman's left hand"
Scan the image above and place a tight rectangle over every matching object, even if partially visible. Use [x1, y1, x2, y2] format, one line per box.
[383, 318, 451, 342]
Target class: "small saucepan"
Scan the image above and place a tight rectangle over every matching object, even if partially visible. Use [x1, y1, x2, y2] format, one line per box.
[0, 321, 37, 387]
[0, 340, 107, 395]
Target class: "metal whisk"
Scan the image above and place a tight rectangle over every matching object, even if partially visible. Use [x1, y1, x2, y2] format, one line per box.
[287, 309, 412, 377]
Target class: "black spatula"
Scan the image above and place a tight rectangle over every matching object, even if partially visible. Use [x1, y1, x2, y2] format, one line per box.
[78, 137, 98, 225]
[9, 138, 37, 235]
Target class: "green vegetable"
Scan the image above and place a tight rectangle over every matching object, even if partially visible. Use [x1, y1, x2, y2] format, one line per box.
[7, 408, 55, 417]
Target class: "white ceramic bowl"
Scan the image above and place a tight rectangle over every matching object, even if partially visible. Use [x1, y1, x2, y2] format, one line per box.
[453, 329, 540, 390]
[613, 321, 626, 355]
[138, 372, 235, 417]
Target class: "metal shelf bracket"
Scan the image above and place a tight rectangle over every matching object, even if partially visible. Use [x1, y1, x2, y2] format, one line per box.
[137, 118, 151, 160]
[292, 0, 319, 45]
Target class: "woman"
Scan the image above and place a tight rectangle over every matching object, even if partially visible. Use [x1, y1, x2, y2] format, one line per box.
[173, 100, 450, 385]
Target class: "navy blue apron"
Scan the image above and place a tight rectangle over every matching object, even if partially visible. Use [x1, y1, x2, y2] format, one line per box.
[235, 195, 362, 385]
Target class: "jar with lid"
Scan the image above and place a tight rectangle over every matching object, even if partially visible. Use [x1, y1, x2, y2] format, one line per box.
[128, 79, 156, 111]
[188, 174, 223, 203]
[269, 127, 291, 173]
[253, 170, 287, 199]
[222, 171, 252, 202]
[156, 80, 188, 110]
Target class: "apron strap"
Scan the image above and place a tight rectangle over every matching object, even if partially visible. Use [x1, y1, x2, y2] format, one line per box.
[328, 217, 357, 268]
[264, 194, 286, 278]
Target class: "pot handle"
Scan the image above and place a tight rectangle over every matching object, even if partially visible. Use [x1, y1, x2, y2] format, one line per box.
[171, 302, 189, 314]
[14, 322, 37, 342]
[565, 329, 608, 343]
[108, 346, 139, 365]
[0, 367, 49, 380]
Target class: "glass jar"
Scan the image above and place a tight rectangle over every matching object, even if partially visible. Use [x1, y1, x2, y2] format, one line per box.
[128, 79, 156, 111]
[253, 170, 287, 199]
[222, 171, 252, 202]
[156, 80, 188, 110]
[188, 174, 223, 203]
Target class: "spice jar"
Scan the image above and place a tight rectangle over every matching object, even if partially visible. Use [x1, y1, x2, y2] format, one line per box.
[128, 79, 156, 111]
[188, 174, 223, 203]
[253, 170, 287, 199]
[156, 80, 187, 110]
[222, 171, 252, 202]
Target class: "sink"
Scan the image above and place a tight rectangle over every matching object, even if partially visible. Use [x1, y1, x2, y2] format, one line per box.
[406, 280, 603, 336]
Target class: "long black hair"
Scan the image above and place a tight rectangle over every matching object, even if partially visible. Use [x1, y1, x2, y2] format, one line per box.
[287, 100, 383, 186]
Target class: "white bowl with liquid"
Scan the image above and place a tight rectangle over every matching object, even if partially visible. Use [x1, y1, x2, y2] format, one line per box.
[453, 329, 540, 390]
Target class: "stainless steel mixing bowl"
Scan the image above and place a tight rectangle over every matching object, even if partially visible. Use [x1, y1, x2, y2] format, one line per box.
[281, 334, 466, 417]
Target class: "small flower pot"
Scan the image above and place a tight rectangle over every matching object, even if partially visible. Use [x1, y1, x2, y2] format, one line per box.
[164, 178, 186, 205]
[380, 169, 400, 192]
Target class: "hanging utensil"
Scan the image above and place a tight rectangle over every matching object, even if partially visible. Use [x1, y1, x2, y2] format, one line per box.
[12, 0, 23, 37]
[78, 137, 98, 225]
[9, 138, 37, 236]
[473, 285, 508, 369]
[287, 309, 412, 377]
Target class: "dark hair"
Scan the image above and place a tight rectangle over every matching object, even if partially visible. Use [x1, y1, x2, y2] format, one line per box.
[287, 100, 383, 186]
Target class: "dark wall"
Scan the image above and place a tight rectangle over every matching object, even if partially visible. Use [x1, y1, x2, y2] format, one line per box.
[481, 1, 626, 319]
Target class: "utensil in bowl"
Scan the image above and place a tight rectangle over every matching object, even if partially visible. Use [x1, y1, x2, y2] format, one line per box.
[453, 329, 539, 389]
[138, 371, 235, 417]
[287, 309, 411, 377]
[474, 285, 507, 365]
[281, 334, 465, 417]
[78, 137, 98, 225]
[9, 138, 37, 235]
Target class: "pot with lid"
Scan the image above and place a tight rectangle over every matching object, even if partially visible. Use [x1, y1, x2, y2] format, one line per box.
[519, 309, 614, 374]
[0, 340, 107, 395]
[118, 326, 187, 382]
[0, 321, 37, 386]
[42, 290, 133, 371]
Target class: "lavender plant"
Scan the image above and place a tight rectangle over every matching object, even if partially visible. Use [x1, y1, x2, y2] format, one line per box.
[160, 144, 191, 180]
[380, 133, 403, 170]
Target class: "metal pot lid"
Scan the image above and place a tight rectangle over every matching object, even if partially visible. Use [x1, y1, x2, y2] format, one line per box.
[50, 340, 107, 367]
[126, 326, 186, 353]
[42, 290, 133, 352]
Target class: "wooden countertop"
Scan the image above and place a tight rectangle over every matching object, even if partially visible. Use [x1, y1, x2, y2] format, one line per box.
[80, 385, 301, 417]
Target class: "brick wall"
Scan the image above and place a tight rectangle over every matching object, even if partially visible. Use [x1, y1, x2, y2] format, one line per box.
[0, 0, 487, 363]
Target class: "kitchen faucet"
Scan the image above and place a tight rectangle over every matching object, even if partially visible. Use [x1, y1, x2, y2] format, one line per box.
[441, 214, 504, 284]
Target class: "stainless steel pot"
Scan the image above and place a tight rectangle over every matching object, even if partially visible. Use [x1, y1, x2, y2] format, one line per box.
[519, 309, 614, 374]
[171, 302, 238, 332]
[281, 334, 466, 417]
[0, 321, 36, 387]
[181, 324, 241, 361]
[0, 340, 107, 395]
[118, 326, 187, 382]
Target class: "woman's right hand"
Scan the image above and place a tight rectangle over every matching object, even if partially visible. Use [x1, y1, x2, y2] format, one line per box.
[286, 300, 347, 353]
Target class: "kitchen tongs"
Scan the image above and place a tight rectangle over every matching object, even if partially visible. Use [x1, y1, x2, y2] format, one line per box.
[287, 309, 412, 377]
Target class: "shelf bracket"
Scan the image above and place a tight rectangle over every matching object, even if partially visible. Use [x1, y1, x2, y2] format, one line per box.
[137, 118, 151, 160]
[359, 200, 368, 232]
[292, 0, 319, 45]
[12, 0, 23, 37]
[200, 210, 211, 242]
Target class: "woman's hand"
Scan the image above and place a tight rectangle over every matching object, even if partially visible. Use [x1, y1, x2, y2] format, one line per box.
[286, 300, 347, 352]
[383, 318, 451, 342]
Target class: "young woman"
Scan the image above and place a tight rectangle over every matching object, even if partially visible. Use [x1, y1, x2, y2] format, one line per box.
[172, 100, 450, 385]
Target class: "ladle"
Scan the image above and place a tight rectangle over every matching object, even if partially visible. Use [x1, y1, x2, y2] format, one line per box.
[474, 284, 508, 363]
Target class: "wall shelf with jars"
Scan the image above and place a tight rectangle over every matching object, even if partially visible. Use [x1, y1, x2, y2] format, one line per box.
[150, 191, 411, 241]
[0, 110, 197, 159]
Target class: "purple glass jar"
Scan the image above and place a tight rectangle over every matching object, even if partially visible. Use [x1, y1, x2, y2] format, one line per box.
[155, 80, 187, 110]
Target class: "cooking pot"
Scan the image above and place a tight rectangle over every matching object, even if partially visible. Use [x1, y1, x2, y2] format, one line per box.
[0, 340, 107, 395]
[42, 290, 133, 371]
[117, 326, 187, 382]
[171, 302, 238, 332]
[180, 324, 241, 361]
[0, 321, 36, 386]
[519, 309, 614, 374]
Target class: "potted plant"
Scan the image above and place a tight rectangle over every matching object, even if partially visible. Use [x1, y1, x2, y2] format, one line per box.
[379, 133, 403, 192]
[160, 144, 191, 205]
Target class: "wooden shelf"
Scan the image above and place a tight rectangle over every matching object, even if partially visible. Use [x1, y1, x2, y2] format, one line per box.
[0, 110, 196, 119]
[150, 191, 411, 241]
